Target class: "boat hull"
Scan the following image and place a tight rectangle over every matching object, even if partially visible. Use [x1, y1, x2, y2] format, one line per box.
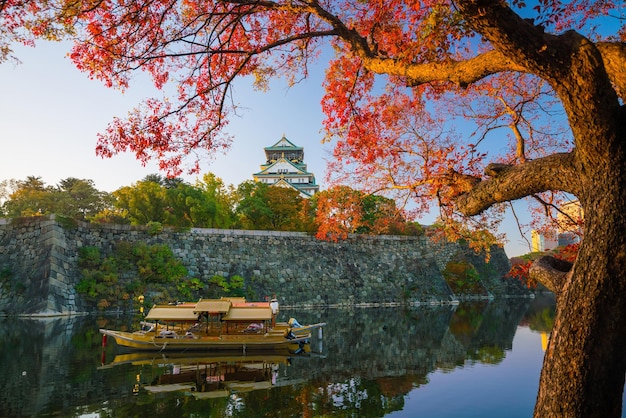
[100, 329, 310, 352]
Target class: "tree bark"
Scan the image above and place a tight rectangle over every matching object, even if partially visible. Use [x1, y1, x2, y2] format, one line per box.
[535, 195, 626, 417]
[529, 256, 572, 295]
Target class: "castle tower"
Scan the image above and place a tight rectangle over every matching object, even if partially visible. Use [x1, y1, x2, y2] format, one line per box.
[253, 135, 319, 198]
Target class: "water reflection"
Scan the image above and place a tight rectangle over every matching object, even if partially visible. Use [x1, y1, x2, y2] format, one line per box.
[0, 296, 556, 417]
[101, 352, 290, 399]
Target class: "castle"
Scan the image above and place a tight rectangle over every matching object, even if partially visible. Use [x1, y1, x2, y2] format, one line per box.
[252, 135, 319, 198]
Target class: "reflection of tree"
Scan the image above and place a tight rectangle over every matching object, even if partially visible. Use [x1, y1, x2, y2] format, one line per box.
[470, 345, 506, 365]
[376, 375, 420, 399]
[526, 308, 556, 333]
[446, 299, 531, 366]
[521, 293, 556, 333]
[448, 302, 488, 346]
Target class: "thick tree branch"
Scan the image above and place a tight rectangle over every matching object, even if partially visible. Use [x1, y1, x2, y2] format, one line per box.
[363, 50, 527, 88]
[227, 1, 528, 87]
[453, 0, 567, 77]
[455, 153, 578, 216]
[529, 255, 572, 294]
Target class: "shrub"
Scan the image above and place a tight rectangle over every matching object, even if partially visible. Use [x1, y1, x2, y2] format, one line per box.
[77, 246, 101, 269]
[443, 261, 485, 294]
[146, 221, 163, 235]
[208, 274, 246, 297]
[76, 241, 187, 305]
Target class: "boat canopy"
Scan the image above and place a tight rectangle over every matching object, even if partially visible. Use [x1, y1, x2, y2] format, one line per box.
[222, 306, 273, 321]
[221, 296, 246, 303]
[231, 301, 270, 308]
[144, 305, 199, 322]
[143, 298, 275, 323]
[194, 299, 232, 314]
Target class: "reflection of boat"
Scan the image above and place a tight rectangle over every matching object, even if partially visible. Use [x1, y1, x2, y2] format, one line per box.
[101, 352, 295, 398]
[100, 298, 325, 352]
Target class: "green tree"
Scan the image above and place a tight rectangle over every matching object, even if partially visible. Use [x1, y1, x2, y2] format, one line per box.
[113, 180, 168, 225]
[111, 174, 235, 228]
[2, 176, 54, 217]
[358, 194, 406, 235]
[164, 181, 209, 227]
[56, 178, 112, 219]
[235, 182, 305, 231]
[196, 173, 235, 228]
[235, 181, 273, 230]
[1, 176, 111, 219]
[264, 186, 304, 231]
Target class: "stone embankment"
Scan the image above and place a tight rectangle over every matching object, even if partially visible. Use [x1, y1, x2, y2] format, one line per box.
[0, 216, 529, 316]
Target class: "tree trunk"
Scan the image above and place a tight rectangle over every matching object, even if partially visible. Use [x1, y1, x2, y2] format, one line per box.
[534, 182, 626, 416]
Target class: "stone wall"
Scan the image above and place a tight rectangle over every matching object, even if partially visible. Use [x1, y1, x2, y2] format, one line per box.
[0, 216, 526, 316]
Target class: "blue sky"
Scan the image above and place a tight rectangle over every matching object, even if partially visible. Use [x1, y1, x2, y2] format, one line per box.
[0, 40, 329, 191]
[0, 40, 533, 257]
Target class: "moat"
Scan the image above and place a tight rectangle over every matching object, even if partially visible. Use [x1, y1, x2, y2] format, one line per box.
[0, 295, 590, 418]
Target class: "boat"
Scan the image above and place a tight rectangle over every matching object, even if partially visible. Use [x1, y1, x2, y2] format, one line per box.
[99, 297, 326, 352]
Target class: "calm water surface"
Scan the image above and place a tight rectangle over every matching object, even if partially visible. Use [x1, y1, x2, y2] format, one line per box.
[0, 294, 620, 417]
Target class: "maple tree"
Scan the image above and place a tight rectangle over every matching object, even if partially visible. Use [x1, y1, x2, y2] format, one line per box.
[3, 0, 626, 416]
[314, 185, 365, 240]
[314, 186, 418, 239]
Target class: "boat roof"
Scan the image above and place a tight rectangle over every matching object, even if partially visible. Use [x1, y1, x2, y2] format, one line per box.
[145, 305, 199, 322]
[194, 299, 232, 314]
[222, 306, 273, 321]
[143, 298, 274, 322]
[221, 297, 246, 303]
[231, 301, 270, 308]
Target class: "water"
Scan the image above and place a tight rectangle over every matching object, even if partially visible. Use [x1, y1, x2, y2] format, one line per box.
[0, 294, 610, 417]
[388, 326, 544, 417]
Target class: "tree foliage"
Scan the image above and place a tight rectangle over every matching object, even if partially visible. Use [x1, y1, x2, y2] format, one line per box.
[1, 176, 111, 219]
[314, 186, 420, 240]
[235, 181, 312, 231]
[112, 174, 234, 227]
[1, 174, 413, 236]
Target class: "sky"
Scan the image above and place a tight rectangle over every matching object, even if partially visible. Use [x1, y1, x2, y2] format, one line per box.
[0, 40, 534, 257]
[0, 41, 330, 191]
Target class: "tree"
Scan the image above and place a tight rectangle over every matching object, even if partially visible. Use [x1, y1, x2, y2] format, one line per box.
[235, 181, 309, 231]
[359, 194, 410, 235]
[116, 174, 235, 227]
[56, 177, 112, 219]
[163, 181, 210, 227]
[2, 176, 53, 217]
[0, 178, 18, 212]
[113, 180, 168, 225]
[264, 185, 305, 231]
[5, 1, 626, 416]
[1, 176, 111, 219]
[235, 181, 274, 230]
[314, 186, 367, 240]
[0, 1, 65, 64]
[196, 173, 236, 228]
[314, 186, 416, 239]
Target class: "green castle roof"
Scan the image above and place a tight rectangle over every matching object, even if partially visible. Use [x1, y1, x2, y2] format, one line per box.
[264, 135, 303, 151]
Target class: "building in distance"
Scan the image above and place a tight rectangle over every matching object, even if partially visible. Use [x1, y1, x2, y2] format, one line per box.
[531, 199, 583, 252]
